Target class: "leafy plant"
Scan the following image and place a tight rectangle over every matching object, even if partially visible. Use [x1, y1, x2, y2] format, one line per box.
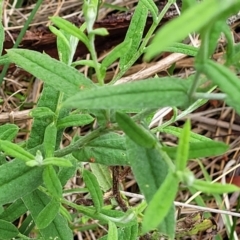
[0, 0, 240, 239]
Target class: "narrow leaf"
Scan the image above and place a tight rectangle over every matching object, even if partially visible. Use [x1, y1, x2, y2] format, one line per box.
[43, 157, 73, 167]
[161, 126, 212, 143]
[141, 0, 158, 23]
[116, 111, 156, 148]
[193, 180, 240, 194]
[126, 137, 168, 202]
[145, 0, 240, 60]
[0, 159, 43, 205]
[0, 219, 19, 239]
[126, 138, 175, 237]
[29, 107, 55, 119]
[0, 21, 4, 55]
[175, 119, 191, 171]
[163, 141, 228, 159]
[119, 0, 148, 68]
[43, 123, 57, 158]
[101, 40, 132, 70]
[82, 169, 103, 212]
[90, 164, 112, 191]
[73, 132, 129, 166]
[7, 49, 94, 97]
[0, 140, 34, 162]
[23, 190, 73, 239]
[107, 221, 118, 240]
[0, 124, 19, 141]
[50, 16, 89, 48]
[0, 199, 27, 222]
[142, 172, 179, 234]
[36, 199, 60, 229]
[164, 43, 198, 56]
[57, 114, 94, 129]
[63, 78, 190, 109]
[43, 165, 62, 199]
[199, 59, 240, 114]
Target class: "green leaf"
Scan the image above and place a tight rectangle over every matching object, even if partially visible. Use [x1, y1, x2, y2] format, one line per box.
[120, 224, 138, 240]
[0, 199, 27, 222]
[67, 200, 136, 227]
[116, 111, 156, 148]
[63, 78, 190, 109]
[192, 180, 240, 194]
[101, 40, 132, 71]
[57, 114, 94, 129]
[0, 55, 10, 65]
[72, 59, 98, 68]
[0, 159, 43, 205]
[145, 0, 240, 60]
[175, 119, 191, 171]
[50, 26, 79, 65]
[126, 137, 168, 202]
[90, 163, 112, 191]
[82, 169, 103, 212]
[43, 123, 57, 158]
[73, 132, 129, 166]
[0, 124, 19, 141]
[164, 42, 198, 56]
[99, 224, 138, 240]
[23, 190, 73, 239]
[141, 0, 158, 23]
[91, 28, 109, 36]
[0, 140, 35, 162]
[126, 138, 175, 237]
[119, 0, 148, 69]
[161, 126, 212, 143]
[57, 155, 77, 186]
[29, 107, 56, 119]
[0, 219, 19, 239]
[142, 172, 179, 234]
[163, 141, 228, 159]
[50, 16, 89, 48]
[199, 59, 240, 114]
[43, 165, 62, 199]
[27, 85, 61, 149]
[107, 221, 118, 240]
[43, 157, 73, 167]
[36, 199, 60, 229]
[7, 49, 94, 97]
[0, 21, 4, 55]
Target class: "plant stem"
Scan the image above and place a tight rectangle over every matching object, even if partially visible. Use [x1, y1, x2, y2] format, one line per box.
[54, 127, 108, 157]
[88, 33, 103, 85]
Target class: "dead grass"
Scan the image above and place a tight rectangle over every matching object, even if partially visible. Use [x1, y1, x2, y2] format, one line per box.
[1, 0, 240, 239]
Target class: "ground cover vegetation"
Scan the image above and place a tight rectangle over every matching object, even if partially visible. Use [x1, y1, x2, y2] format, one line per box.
[0, 0, 240, 239]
